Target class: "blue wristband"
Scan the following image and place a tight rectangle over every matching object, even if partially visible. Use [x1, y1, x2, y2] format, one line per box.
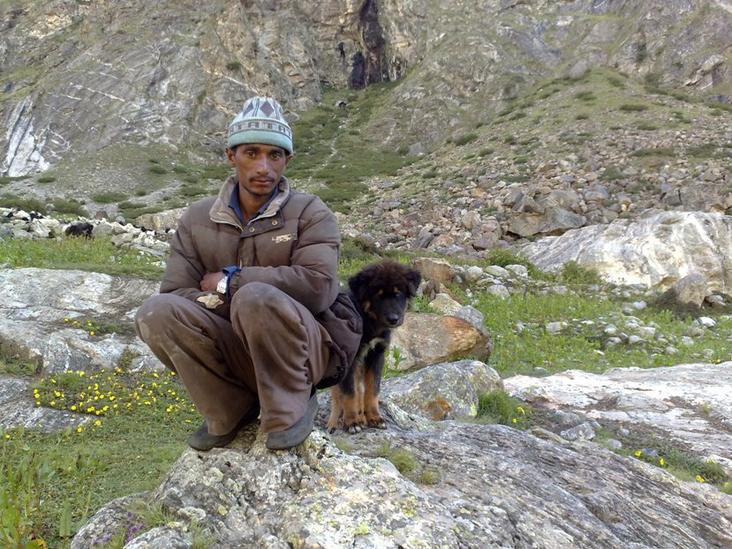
[222, 265, 241, 300]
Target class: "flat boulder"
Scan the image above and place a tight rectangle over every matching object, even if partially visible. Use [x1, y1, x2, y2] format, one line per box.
[505, 361, 732, 474]
[521, 211, 732, 292]
[0, 268, 162, 373]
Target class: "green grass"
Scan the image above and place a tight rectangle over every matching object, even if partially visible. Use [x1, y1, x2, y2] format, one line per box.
[0, 194, 48, 213]
[473, 291, 732, 377]
[0, 237, 164, 279]
[0, 368, 200, 547]
[476, 390, 531, 427]
[616, 433, 730, 490]
[284, 83, 413, 211]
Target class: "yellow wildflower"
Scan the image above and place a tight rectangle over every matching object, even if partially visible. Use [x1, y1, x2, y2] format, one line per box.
[658, 457, 666, 467]
[695, 475, 705, 483]
[634, 450, 643, 458]
[70, 405, 77, 411]
[89, 331, 95, 336]
[516, 406, 526, 415]
[76, 426, 83, 433]
[4, 434, 10, 440]
[94, 420, 102, 427]
[512, 418, 518, 424]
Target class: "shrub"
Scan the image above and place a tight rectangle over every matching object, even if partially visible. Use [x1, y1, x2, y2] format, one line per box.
[631, 147, 675, 157]
[148, 165, 167, 175]
[619, 103, 649, 112]
[0, 194, 47, 213]
[454, 133, 479, 146]
[575, 113, 589, 120]
[636, 122, 659, 131]
[38, 175, 56, 183]
[600, 166, 624, 180]
[52, 198, 85, 216]
[92, 192, 128, 203]
[560, 261, 603, 285]
[573, 90, 596, 102]
[477, 390, 531, 427]
[225, 61, 242, 71]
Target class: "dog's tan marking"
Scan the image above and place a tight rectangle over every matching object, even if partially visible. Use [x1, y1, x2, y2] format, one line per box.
[342, 364, 364, 433]
[327, 386, 344, 432]
[364, 367, 385, 428]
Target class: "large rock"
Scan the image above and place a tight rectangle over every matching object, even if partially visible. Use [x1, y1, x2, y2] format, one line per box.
[654, 272, 709, 310]
[507, 207, 587, 237]
[505, 362, 732, 474]
[390, 313, 490, 371]
[382, 360, 502, 420]
[0, 268, 162, 373]
[522, 211, 732, 292]
[73, 364, 732, 548]
[134, 207, 186, 231]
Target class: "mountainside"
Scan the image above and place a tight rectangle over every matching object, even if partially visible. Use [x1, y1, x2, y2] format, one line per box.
[1, 0, 730, 178]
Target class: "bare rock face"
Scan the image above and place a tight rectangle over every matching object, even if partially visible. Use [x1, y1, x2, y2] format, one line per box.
[72, 362, 732, 549]
[521, 211, 732, 292]
[0, 268, 161, 373]
[390, 313, 490, 371]
[505, 362, 732, 474]
[2, 1, 730, 175]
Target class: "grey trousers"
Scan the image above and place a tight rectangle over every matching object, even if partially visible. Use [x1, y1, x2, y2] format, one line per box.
[135, 282, 331, 435]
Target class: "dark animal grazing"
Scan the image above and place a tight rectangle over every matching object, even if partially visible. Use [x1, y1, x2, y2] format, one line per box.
[65, 222, 93, 238]
[327, 260, 421, 433]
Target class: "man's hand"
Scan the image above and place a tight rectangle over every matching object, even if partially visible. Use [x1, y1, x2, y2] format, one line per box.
[200, 271, 225, 292]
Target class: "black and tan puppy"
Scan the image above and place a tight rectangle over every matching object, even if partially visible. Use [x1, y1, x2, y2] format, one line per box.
[327, 260, 421, 433]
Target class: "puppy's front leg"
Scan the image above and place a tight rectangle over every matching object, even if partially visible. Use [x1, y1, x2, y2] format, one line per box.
[327, 387, 344, 433]
[364, 348, 386, 429]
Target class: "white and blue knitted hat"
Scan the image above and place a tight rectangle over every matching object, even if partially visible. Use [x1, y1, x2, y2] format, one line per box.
[228, 96, 293, 154]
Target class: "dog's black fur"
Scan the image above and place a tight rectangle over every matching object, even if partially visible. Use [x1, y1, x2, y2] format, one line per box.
[327, 260, 421, 433]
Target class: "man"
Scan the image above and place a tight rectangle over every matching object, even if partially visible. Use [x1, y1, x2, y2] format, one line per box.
[135, 96, 360, 451]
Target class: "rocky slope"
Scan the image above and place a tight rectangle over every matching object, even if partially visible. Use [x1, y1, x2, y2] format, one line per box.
[2, 0, 730, 176]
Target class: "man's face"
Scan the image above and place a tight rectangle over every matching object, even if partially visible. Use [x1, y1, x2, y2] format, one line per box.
[226, 144, 291, 199]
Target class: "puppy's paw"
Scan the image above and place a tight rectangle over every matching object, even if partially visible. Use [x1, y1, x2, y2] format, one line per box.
[345, 422, 363, 434]
[368, 418, 387, 429]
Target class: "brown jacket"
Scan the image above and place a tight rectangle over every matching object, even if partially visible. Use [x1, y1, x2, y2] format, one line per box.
[161, 175, 361, 387]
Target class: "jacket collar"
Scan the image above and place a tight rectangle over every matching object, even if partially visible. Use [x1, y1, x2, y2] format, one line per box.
[209, 175, 291, 229]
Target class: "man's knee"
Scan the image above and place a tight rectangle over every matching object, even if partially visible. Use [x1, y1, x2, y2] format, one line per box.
[232, 282, 287, 315]
[135, 293, 185, 343]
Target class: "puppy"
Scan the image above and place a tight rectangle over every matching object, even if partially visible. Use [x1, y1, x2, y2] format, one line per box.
[327, 260, 421, 433]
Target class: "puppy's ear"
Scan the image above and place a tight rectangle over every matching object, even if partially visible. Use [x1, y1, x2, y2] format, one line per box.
[348, 271, 368, 301]
[405, 269, 422, 298]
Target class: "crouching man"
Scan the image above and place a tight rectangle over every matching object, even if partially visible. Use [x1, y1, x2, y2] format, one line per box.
[135, 96, 360, 451]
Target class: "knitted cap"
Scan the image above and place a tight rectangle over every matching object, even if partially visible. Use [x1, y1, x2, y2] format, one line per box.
[228, 96, 293, 154]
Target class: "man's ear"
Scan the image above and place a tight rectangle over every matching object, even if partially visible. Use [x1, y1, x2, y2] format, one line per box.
[225, 147, 236, 166]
